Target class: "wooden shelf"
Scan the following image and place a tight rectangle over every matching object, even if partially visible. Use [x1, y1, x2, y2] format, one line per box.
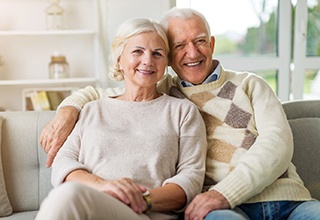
[0, 30, 96, 36]
[0, 0, 101, 111]
[0, 77, 96, 86]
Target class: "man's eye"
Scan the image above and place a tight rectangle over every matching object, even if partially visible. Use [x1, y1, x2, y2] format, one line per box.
[195, 39, 206, 45]
[175, 44, 185, 50]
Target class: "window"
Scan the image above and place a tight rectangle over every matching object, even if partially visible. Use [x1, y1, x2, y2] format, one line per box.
[177, 0, 320, 101]
[292, 0, 320, 99]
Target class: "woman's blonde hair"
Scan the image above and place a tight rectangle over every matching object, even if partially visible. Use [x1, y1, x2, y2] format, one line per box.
[109, 18, 169, 81]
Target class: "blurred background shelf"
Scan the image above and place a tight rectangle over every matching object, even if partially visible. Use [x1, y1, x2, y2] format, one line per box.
[0, 0, 103, 111]
[0, 77, 96, 86]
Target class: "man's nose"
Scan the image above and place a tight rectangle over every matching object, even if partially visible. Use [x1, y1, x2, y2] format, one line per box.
[185, 42, 200, 58]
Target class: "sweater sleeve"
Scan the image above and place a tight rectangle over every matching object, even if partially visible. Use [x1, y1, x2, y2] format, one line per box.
[51, 106, 92, 187]
[57, 75, 173, 111]
[211, 74, 294, 208]
[163, 101, 207, 206]
[57, 86, 124, 111]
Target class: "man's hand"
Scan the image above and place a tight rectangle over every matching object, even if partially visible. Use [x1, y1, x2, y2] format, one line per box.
[40, 106, 79, 167]
[185, 190, 231, 220]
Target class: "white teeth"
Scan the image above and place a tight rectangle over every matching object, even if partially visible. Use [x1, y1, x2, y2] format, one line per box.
[138, 70, 153, 74]
[186, 62, 200, 66]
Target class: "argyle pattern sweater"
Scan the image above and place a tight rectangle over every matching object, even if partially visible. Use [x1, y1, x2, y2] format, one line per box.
[167, 67, 312, 208]
[59, 62, 313, 209]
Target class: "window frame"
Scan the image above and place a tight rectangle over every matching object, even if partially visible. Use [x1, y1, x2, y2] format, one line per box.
[292, 0, 320, 99]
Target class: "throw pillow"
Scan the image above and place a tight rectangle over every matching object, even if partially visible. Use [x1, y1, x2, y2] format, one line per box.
[0, 116, 13, 216]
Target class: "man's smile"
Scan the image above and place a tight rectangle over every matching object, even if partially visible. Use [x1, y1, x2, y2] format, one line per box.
[184, 61, 202, 67]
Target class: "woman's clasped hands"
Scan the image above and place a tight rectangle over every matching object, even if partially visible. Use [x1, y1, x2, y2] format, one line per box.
[99, 178, 148, 214]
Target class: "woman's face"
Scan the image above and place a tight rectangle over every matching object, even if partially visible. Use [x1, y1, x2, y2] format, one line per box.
[118, 32, 168, 89]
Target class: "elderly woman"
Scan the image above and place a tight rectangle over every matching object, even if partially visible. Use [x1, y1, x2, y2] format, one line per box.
[35, 18, 207, 220]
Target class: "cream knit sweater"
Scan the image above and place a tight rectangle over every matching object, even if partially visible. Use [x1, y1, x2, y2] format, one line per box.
[171, 67, 312, 208]
[59, 61, 312, 209]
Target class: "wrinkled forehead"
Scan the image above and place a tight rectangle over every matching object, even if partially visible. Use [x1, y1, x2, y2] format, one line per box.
[168, 17, 209, 43]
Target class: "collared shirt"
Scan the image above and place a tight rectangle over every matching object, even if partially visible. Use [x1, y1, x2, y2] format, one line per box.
[179, 64, 221, 87]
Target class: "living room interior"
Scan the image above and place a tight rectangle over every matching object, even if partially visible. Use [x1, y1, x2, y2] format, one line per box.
[0, 0, 320, 219]
[0, 0, 319, 111]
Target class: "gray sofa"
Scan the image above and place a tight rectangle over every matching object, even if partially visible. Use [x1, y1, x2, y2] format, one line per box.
[0, 100, 319, 219]
[282, 100, 320, 199]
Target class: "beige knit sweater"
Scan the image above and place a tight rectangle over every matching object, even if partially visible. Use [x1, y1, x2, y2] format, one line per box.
[53, 94, 207, 219]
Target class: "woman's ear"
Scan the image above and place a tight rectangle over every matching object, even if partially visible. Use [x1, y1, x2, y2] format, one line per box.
[117, 56, 122, 70]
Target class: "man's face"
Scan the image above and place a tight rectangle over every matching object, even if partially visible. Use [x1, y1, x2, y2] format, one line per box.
[167, 16, 215, 85]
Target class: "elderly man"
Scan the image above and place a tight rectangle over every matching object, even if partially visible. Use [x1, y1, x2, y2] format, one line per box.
[40, 7, 320, 220]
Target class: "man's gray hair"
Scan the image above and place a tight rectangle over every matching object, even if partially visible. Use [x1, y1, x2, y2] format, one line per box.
[160, 7, 211, 37]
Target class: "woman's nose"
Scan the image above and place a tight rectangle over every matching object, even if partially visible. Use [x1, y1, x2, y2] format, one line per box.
[142, 53, 153, 65]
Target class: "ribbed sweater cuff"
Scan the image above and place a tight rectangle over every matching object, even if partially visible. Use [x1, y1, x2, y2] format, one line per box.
[210, 172, 252, 208]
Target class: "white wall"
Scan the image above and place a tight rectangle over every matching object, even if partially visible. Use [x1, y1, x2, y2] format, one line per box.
[106, 0, 174, 41]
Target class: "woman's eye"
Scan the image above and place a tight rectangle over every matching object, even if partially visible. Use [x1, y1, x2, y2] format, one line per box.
[132, 50, 143, 54]
[153, 51, 163, 57]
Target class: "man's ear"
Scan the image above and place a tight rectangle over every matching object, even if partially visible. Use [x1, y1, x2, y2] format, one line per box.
[210, 36, 215, 54]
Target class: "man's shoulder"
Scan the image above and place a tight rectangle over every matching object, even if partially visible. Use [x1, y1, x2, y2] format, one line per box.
[221, 68, 267, 87]
[157, 74, 179, 94]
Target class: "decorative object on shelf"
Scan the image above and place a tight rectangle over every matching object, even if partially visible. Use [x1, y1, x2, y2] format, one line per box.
[49, 51, 69, 79]
[45, 0, 65, 30]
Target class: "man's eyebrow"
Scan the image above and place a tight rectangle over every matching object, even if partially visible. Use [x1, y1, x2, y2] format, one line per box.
[173, 33, 208, 45]
[196, 33, 207, 39]
[172, 40, 184, 45]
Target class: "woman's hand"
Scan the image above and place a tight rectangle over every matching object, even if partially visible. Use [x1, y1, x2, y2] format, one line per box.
[99, 178, 148, 214]
[66, 170, 148, 214]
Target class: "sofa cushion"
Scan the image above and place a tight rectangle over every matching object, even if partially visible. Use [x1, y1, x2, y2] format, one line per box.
[289, 117, 320, 200]
[0, 112, 53, 213]
[0, 116, 13, 216]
